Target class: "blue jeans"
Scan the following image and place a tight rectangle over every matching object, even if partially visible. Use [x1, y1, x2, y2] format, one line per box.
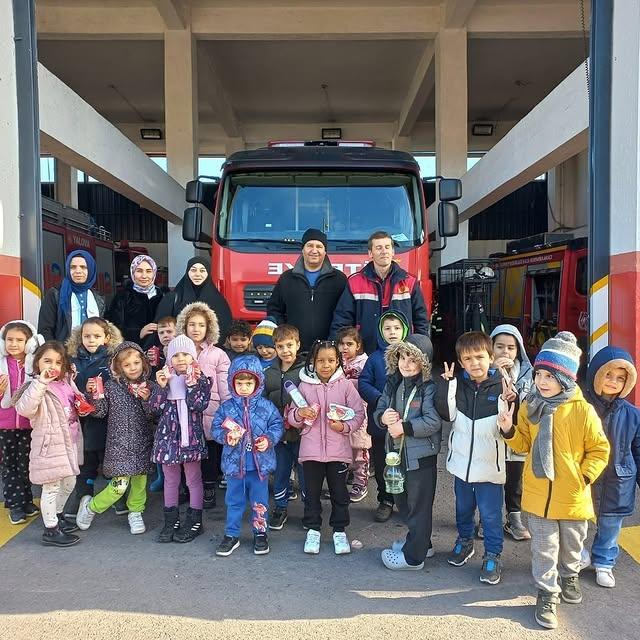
[591, 514, 625, 569]
[454, 476, 504, 555]
[225, 471, 270, 537]
[273, 441, 305, 508]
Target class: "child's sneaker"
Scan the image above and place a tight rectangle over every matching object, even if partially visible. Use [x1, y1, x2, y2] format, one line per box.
[535, 590, 559, 629]
[348, 484, 368, 503]
[333, 531, 351, 555]
[560, 576, 582, 604]
[75, 495, 96, 530]
[269, 507, 288, 531]
[304, 529, 321, 554]
[128, 511, 146, 535]
[479, 552, 502, 584]
[374, 501, 393, 522]
[216, 535, 240, 556]
[596, 567, 616, 588]
[8, 507, 26, 525]
[447, 538, 474, 566]
[503, 511, 531, 541]
[254, 533, 270, 555]
[24, 502, 40, 518]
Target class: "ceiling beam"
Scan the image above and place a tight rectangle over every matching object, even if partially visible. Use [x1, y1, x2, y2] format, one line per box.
[396, 42, 435, 137]
[444, 0, 478, 28]
[200, 49, 241, 138]
[153, 0, 187, 30]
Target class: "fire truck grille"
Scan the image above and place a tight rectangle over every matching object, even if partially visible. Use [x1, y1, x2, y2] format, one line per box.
[244, 285, 274, 311]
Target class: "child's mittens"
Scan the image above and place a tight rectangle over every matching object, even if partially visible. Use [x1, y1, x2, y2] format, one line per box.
[254, 436, 269, 452]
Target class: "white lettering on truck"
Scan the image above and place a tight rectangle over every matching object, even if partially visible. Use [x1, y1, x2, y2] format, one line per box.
[267, 262, 365, 276]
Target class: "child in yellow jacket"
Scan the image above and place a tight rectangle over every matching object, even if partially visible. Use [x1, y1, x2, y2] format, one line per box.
[497, 332, 609, 631]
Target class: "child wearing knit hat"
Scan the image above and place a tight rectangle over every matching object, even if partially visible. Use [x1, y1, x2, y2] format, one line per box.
[252, 317, 278, 371]
[498, 331, 610, 630]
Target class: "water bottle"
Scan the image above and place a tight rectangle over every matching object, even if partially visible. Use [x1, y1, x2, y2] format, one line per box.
[383, 451, 405, 494]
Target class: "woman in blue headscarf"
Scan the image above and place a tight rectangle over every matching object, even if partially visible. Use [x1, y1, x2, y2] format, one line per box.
[106, 255, 164, 349]
[38, 249, 105, 342]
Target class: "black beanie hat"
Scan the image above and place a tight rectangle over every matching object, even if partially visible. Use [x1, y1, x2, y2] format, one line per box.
[301, 228, 327, 249]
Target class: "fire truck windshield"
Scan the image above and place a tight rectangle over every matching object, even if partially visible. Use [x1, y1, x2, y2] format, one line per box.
[217, 172, 423, 252]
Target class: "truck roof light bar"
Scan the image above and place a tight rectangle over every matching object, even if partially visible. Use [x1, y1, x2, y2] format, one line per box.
[267, 140, 376, 148]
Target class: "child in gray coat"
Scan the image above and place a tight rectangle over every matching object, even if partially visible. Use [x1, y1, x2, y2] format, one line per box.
[374, 334, 442, 570]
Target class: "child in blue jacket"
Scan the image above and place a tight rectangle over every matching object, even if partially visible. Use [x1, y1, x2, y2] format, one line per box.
[584, 346, 640, 588]
[358, 310, 410, 522]
[212, 354, 284, 557]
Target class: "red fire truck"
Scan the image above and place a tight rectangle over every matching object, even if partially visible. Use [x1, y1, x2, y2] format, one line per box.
[181, 141, 460, 322]
[489, 234, 588, 357]
[42, 196, 163, 304]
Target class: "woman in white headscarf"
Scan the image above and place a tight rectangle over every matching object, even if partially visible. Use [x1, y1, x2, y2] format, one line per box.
[106, 255, 165, 349]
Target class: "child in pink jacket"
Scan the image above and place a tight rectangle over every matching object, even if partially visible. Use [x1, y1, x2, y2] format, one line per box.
[337, 326, 371, 503]
[288, 340, 365, 556]
[0, 320, 43, 525]
[176, 302, 230, 508]
[13, 341, 84, 548]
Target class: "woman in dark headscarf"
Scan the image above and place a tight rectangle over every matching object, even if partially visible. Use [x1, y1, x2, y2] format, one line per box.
[38, 249, 105, 343]
[154, 257, 232, 344]
[106, 255, 165, 349]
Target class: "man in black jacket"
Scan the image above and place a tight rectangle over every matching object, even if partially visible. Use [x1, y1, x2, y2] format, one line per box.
[266, 229, 347, 352]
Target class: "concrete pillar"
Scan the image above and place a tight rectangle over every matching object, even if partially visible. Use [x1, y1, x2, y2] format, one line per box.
[608, 0, 640, 393]
[434, 28, 468, 267]
[55, 159, 78, 208]
[547, 151, 589, 235]
[164, 28, 198, 286]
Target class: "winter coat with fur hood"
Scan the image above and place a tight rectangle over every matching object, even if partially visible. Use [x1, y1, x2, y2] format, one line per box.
[176, 302, 231, 439]
[287, 367, 365, 464]
[66, 321, 123, 451]
[13, 377, 83, 484]
[0, 320, 43, 429]
[373, 335, 442, 471]
[92, 341, 155, 477]
[212, 355, 284, 480]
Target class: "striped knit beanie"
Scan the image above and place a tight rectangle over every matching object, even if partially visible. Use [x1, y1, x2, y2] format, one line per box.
[252, 316, 277, 348]
[534, 331, 582, 390]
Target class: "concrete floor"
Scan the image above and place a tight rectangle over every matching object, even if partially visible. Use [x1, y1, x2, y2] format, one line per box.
[1, 439, 638, 640]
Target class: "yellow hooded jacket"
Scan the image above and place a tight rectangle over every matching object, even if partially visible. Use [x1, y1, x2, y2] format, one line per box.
[504, 387, 610, 520]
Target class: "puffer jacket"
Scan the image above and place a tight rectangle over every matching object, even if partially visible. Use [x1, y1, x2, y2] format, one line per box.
[490, 324, 533, 462]
[586, 346, 640, 517]
[67, 321, 123, 451]
[212, 355, 284, 480]
[343, 352, 372, 449]
[13, 378, 83, 485]
[436, 370, 508, 484]
[93, 342, 155, 477]
[358, 310, 411, 439]
[374, 335, 442, 472]
[264, 357, 305, 443]
[287, 367, 365, 464]
[330, 261, 429, 354]
[505, 386, 610, 520]
[176, 302, 231, 440]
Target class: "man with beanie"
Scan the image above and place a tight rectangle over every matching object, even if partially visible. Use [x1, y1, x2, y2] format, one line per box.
[267, 228, 347, 352]
[330, 231, 429, 354]
[252, 317, 278, 370]
[497, 331, 610, 630]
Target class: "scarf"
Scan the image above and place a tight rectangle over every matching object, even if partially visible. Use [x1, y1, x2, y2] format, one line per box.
[526, 386, 574, 480]
[167, 373, 190, 447]
[130, 255, 158, 298]
[58, 250, 97, 324]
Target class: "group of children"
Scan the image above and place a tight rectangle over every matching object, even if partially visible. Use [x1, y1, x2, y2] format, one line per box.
[0, 303, 638, 631]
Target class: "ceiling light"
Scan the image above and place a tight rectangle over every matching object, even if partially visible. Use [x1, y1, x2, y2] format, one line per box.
[140, 128, 162, 140]
[472, 123, 494, 137]
[322, 127, 342, 140]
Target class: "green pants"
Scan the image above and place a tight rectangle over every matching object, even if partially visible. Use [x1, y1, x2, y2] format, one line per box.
[90, 475, 147, 514]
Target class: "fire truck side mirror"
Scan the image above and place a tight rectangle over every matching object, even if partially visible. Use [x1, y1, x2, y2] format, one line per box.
[186, 180, 204, 204]
[182, 206, 212, 246]
[439, 178, 462, 202]
[438, 202, 459, 237]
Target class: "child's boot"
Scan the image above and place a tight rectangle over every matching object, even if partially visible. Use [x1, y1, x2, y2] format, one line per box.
[174, 507, 203, 543]
[149, 464, 164, 492]
[157, 506, 180, 543]
[504, 511, 531, 541]
[42, 524, 80, 547]
[203, 482, 217, 509]
[535, 590, 559, 629]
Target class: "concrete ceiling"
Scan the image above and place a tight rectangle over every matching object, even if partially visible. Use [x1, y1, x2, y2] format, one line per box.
[35, 0, 591, 149]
